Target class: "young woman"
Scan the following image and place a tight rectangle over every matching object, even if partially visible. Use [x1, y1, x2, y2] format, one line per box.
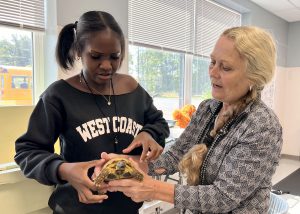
[15, 11, 169, 214]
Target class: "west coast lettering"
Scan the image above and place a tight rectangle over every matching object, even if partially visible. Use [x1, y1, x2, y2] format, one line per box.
[76, 116, 143, 142]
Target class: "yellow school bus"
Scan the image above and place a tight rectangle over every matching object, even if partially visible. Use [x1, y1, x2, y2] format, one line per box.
[0, 66, 33, 106]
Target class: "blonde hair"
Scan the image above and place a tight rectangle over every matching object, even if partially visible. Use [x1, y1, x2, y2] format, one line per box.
[179, 26, 277, 185]
[222, 26, 277, 100]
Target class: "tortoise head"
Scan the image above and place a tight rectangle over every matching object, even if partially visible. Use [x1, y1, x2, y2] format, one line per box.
[115, 160, 126, 175]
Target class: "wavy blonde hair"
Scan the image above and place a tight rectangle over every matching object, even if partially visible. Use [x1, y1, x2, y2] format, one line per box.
[179, 26, 277, 185]
[223, 26, 277, 100]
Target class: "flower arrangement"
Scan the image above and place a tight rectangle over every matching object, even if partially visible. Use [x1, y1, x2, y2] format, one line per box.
[172, 104, 196, 128]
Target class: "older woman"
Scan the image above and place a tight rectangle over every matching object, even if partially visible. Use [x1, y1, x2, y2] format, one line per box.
[103, 26, 282, 214]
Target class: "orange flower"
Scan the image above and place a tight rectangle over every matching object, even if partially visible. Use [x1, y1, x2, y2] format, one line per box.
[172, 104, 196, 128]
[182, 104, 196, 117]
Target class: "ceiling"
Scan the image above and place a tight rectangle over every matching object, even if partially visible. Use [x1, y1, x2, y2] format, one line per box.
[250, 0, 300, 22]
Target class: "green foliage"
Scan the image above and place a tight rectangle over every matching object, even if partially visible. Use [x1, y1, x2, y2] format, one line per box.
[129, 46, 212, 99]
[129, 46, 183, 96]
[0, 34, 32, 66]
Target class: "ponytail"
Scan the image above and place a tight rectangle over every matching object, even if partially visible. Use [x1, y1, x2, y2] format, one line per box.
[56, 23, 77, 70]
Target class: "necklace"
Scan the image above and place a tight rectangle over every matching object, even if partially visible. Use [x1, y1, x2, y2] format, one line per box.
[80, 71, 119, 146]
[80, 71, 112, 106]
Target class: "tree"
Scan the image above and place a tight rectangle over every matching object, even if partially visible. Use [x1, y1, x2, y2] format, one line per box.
[0, 33, 32, 66]
[129, 46, 183, 97]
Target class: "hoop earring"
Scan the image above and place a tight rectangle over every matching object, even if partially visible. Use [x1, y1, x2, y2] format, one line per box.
[249, 85, 253, 91]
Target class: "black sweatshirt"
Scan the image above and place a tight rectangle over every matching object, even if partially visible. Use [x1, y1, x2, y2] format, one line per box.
[15, 80, 169, 214]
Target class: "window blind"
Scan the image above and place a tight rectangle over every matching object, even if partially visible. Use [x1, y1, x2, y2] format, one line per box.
[0, 0, 45, 31]
[129, 0, 241, 56]
[195, 0, 241, 56]
[129, 0, 195, 53]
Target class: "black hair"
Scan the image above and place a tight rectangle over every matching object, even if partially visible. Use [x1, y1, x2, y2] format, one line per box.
[56, 11, 125, 70]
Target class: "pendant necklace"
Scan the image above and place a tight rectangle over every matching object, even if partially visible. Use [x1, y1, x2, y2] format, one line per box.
[80, 71, 119, 146]
[80, 71, 112, 106]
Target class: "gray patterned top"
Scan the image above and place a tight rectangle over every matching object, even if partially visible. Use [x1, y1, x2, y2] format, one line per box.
[149, 99, 283, 214]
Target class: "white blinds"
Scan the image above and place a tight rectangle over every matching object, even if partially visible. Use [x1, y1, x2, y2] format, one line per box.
[195, 0, 241, 56]
[0, 0, 45, 31]
[129, 0, 195, 53]
[128, 0, 241, 56]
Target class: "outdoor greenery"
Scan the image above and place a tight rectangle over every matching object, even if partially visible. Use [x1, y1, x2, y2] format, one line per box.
[129, 45, 211, 99]
[0, 34, 32, 67]
[129, 46, 184, 98]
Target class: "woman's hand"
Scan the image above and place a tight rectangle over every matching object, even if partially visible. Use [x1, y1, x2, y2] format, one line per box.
[123, 131, 163, 162]
[106, 158, 156, 202]
[58, 160, 108, 204]
[98, 152, 149, 174]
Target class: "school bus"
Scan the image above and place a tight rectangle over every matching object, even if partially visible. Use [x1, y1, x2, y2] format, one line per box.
[0, 65, 33, 106]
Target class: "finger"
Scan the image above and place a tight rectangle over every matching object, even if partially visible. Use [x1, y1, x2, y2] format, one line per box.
[123, 141, 142, 153]
[108, 179, 133, 187]
[78, 192, 84, 203]
[151, 144, 164, 160]
[147, 147, 162, 161]
[85, 159, 105, 169]
[140, 145, 149, 162]
[97, 185, 109, 194]
[78, 191, 87, 203]
[82, 189, 108, 204]
[107, 186, 120, 192]
[92, 159, 107, 180]
[100, 152, 108, 159]
[145, 150, 156, 161]
[123, 191, 132, 198]
[82, 175, 99, 191]
[101, 152, 122, 160]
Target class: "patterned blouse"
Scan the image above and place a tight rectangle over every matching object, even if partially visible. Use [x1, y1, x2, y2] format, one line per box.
[149, 98, 283, 214]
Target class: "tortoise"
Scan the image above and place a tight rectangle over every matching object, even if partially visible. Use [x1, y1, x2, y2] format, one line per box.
[94, 157, 144, 188]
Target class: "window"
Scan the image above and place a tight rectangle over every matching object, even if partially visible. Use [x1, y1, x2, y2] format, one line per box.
[192, 56, 211, 107]
[0, 27, 34, 106]
[0, 0, 45, 106]
[129, 45, 184, 119]
[0, 0, 45, 164]
[128, 0, 241, 119]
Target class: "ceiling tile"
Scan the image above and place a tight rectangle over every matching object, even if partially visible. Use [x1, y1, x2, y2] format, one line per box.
[250, 0, 300, 22]
[275, 8, 300, 22]
[290, 0, 300, 7]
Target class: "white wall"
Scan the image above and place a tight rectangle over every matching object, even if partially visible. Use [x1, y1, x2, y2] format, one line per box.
[276, 67, 300, 156]
[57, 0, 128, 36]
[287, 21, 300, 67]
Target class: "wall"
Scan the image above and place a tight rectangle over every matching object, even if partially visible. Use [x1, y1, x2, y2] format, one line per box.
[0, 106, 34, 164]
[57, 0, 128, 36]
[287, 21, 300, 67]
[0, 170, 53, 214]
[279, 67, 300, 156]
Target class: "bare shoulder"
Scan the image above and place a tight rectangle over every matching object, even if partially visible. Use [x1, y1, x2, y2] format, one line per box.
[114, 73, 138, 94]
[64, 72, 88, 92]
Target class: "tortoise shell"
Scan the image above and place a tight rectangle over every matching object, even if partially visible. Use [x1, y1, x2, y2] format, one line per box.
[94, 157, 143, 187]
